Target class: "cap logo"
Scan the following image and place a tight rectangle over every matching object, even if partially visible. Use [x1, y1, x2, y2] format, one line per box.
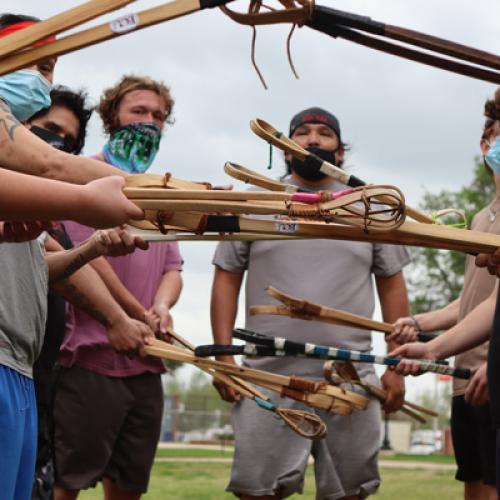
[301, 114, 328, 124]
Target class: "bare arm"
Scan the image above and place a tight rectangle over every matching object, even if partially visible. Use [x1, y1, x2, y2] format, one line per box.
[211, 267, 244, 347]
[149, 270, 183, 334]
[0, 100, 124, 183]
[413, 298, 461, 331]
[88, 257, 148, 321]
[377, 272, 410, 331]
[421, 291, 496, 358]
[375, 271, 409, 413]
[45, 228, 148, 283]
[390, 284, 498, 374]
[0, 168, 143, 228]
[210, 266, 244, 402]
[49, 250, 153, 355]
[388, 297, 461, 343]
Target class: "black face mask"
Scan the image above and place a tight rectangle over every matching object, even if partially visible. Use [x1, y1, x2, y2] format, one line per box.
[30, 125, 68, 152]
[290, 147, 339, 181]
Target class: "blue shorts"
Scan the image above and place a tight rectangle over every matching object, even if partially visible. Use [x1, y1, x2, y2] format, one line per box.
[0, 364, 37, 500]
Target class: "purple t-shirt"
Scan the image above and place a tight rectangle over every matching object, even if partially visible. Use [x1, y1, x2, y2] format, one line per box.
[58, 221, 183, 377]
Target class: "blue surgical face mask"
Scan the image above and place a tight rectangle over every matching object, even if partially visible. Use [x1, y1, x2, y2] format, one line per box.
[102, 122, 162, 173]
[486, 137, 500, 174]
[0, 69, 51, 122]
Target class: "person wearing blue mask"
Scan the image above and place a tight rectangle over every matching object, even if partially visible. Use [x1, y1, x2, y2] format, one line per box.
[0, 13, 141, 184]
[0, 16, 154, 500]
[390, 88, 500, 500]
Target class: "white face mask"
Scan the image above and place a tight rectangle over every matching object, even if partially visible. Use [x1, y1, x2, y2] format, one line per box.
[0, 69, 51, 121]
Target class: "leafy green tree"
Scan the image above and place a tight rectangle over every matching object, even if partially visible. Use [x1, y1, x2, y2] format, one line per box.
[407, 158, 496, 313]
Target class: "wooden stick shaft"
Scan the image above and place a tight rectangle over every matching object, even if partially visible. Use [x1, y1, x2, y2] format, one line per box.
[251, 119, 434, 224]
[146, 340, 364, 407]
[250, 305, 392, 332]
[160, 212, 500, 254]
[330, 373, 430, 422]
[147, 340, 299, 389]
[202, 365, 255, 398]
[250, 378, 351, 414]
[359, 380, 434, 418]
[237, 218, 500, 253]
[148, 341, 338, 412]
[126, 226, 305, 241]
[224, 162, 297, 193]
[0, 0, 204, 76]
[0, 0, 136, 58]
[132, 211, 500, 253]
[166, 328, 269, 401]
[399, 406, 427, 424]
[124, 188, 292, 201]
[124, 173, 212, 190]
[385, 24, 500, 71]
[403, 399, 439, 417]
[265, 286, 393, 333]
[131, 200, 394, 227]
[131, 213, 500, 254]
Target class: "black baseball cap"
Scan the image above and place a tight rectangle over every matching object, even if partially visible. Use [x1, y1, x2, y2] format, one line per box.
[289, 107, 341, 139]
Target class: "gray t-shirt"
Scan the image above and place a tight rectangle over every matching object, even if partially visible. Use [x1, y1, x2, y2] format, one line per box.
[0, 239, 48, 378]
[212, 176, 410, 378]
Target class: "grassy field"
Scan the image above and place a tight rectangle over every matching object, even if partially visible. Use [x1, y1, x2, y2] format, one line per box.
[79, 450, 461, 499]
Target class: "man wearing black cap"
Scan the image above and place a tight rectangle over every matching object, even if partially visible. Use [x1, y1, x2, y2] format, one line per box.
[210, 107, 410, 499]
[285, 107, 345, 182]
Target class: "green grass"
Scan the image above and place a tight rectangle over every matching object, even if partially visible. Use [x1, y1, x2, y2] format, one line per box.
[381, 453, 455, 464]
[154, 448, 455, 464]
[155, 447, 234, 458]
[79, 460, 461, 499]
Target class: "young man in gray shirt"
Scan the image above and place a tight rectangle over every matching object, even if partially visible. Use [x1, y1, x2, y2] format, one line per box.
[211, 107, 410, 499]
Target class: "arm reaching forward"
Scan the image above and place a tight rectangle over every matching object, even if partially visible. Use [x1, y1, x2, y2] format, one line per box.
[0, 168, 143, 228]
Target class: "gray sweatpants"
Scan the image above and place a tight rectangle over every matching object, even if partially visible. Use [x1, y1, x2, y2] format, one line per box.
[227, 376, 381, 499]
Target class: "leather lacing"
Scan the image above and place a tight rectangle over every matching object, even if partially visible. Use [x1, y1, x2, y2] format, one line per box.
[221, 0, 315, 89]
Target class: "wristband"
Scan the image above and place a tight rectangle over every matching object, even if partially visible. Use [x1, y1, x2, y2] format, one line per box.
[410, 315, 423, 333]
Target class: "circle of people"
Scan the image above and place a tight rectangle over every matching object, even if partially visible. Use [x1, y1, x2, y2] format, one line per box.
[1, 11, 500, 500]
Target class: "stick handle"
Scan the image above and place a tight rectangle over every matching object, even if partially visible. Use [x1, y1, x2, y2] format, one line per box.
[195, 345, 241, 357]
[387, 357, 470, 380]
[167, 329, 270, 401]
[364, 382, 427, 423]
[417, 332, 439, 343]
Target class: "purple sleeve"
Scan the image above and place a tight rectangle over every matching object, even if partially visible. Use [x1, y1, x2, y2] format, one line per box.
[163, 242, 183, 273]
[63, 221, 94, 246]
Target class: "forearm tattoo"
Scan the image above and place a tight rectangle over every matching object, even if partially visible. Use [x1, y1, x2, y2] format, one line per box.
[59, 280, 110, 327]
[58, 253, 88, 281]
[0, 100, 20, 141]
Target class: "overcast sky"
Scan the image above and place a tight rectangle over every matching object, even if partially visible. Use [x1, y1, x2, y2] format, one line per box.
[4, 0, 499, 397]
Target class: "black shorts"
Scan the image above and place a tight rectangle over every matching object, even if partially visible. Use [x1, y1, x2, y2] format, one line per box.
[53, 366, 164, 493]
[451, 395, 496, 485]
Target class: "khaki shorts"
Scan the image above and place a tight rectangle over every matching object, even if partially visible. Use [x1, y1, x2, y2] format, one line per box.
[228, 366, 381, 499]
[53, 366, 163, 493]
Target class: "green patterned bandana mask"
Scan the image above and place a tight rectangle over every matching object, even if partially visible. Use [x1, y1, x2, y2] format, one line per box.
[102, 122, 161, 173]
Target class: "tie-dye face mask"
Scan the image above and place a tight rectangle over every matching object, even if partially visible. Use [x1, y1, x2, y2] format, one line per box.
[102, 122, 162, 173]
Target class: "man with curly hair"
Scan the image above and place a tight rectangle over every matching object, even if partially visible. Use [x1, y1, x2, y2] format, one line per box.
[53, 75, 183, 500]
